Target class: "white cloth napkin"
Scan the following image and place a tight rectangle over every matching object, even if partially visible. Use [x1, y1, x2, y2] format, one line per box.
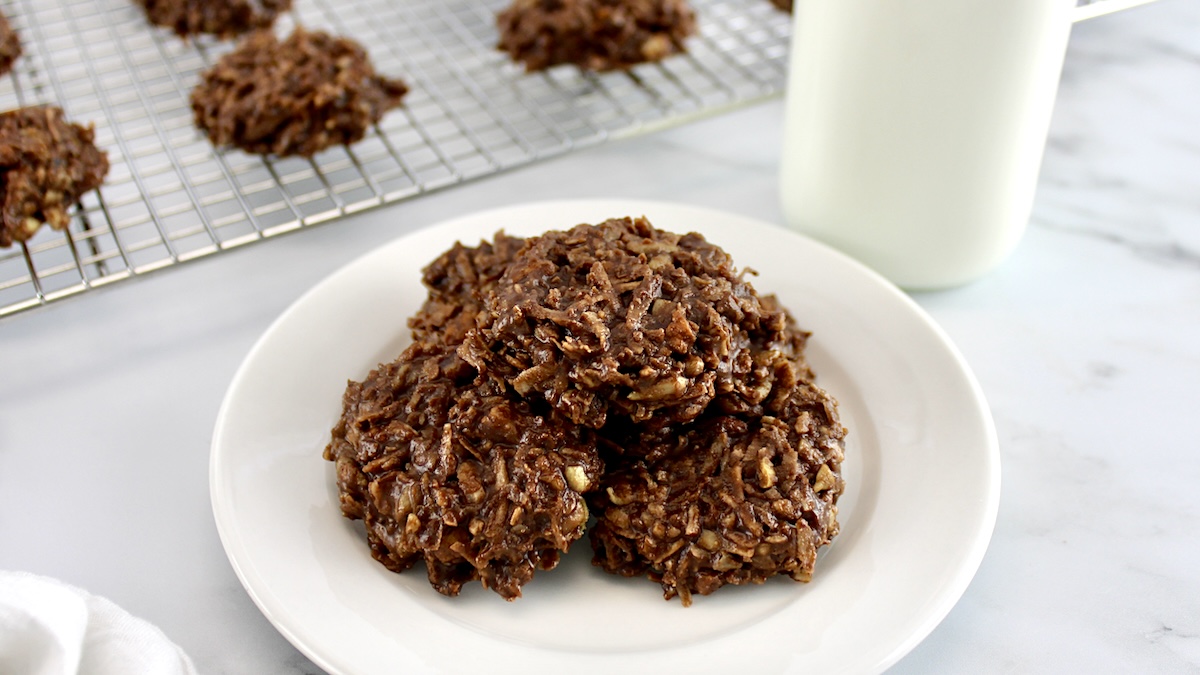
[0, 571, 197, 675]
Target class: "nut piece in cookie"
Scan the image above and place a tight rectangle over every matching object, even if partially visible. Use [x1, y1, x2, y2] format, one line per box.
[589, 366, 846, 606]
[0, 11, 22, 76]
[191, 28, 408, 157]
[0, 106, 109, 248]
[135, 0, 292, 39]
[459, 217, 791, 431]
[324, 339, 603, 600]
[497, 0, 696, 72]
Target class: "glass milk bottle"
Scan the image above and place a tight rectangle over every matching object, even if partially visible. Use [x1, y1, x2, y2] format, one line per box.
[779, 0, 1077, 289]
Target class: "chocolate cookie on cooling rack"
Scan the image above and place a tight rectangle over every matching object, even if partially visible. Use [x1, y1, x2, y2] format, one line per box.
[458, 217, 793, 431]
[324, 337, 603, 600]
[589, 361, 846, 606]
[191, 27, 408, 157]
[496, 0, 696, 72]
[0, 10, 22, 76]
[0, 106, 109, 248]
[135, 0, 292, 39]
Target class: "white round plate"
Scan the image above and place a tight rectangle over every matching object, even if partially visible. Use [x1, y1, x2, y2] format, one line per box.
[211, 199, 999, 675]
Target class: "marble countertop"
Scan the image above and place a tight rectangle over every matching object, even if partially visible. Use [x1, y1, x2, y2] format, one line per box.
[2, 0, 1197, 672]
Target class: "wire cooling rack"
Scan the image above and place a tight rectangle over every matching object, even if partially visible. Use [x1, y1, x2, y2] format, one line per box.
[0, 0, 1151, 318]
[0, 0, 792, 317]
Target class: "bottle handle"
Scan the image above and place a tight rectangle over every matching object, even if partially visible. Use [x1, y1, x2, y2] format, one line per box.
[1074, 0, 1158, 22]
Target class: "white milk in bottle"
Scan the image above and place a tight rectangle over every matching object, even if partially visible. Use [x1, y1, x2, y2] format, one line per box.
[779, 0, 1076, 289]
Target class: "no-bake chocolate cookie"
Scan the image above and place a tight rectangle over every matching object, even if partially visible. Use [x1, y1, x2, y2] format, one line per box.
[191, 28, 408, 157]
[458, 217, 794, 431]
[135, 0, 292, 39]
[0, 11, 22, 76]
[497, 0, 696, 72]
[0, 106, 109, 248]
[589, 359, 845, 605]
[326, 308, 603, 601]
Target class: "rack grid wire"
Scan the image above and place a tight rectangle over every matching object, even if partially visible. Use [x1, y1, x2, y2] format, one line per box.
[0, 0, 793, 318]
[0, 0, 1142, 318]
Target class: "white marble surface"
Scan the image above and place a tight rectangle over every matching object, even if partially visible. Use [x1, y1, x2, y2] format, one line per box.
[2, 1, 1198, 672]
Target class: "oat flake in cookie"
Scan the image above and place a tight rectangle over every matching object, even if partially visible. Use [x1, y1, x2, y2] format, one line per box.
[135, 0, 292, 39]
[497, 0, 696, 72]
[191, 28, 408, 158]
[0, 106, 109, 248]
[0, 10, 22, 76]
